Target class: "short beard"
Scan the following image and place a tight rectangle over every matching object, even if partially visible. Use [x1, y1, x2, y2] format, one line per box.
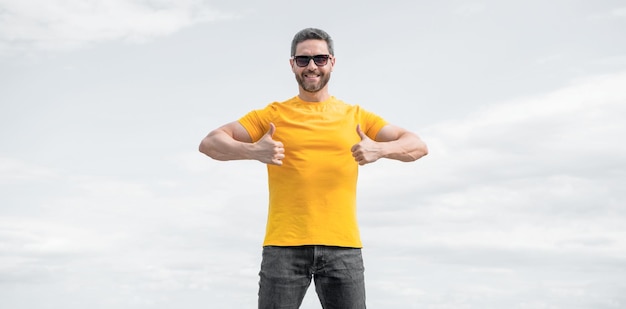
[295, 71, 331, 93]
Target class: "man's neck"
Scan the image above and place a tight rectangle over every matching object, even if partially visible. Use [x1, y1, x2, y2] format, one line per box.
[298, 90, 330, 102]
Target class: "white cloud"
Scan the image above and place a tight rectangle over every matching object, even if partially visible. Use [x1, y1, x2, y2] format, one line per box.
[453, 3, 486, 17]
[0, 163, 263, 307]
[587, 6, 626, 20]
[0, 0, 239, 53]
[611, 7, 626, 17]
[0, 156, 58, 183]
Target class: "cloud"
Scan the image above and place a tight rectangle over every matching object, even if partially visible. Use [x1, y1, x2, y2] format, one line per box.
[610, 7, 626, 18]
[426, 71, 626, 181]
[587, 6, 626, 20]
[453, 3, 486, 17]
[0, 156, 58, 183]
[0, 0, 239, 53]
[0, 160, 263, 307]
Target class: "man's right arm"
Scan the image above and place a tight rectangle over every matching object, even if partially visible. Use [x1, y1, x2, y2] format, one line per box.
[199, 121, 285, 165]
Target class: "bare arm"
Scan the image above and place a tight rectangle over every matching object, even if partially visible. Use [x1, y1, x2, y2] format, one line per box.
[351, 124, 428, 165]
[199, 121, 285, 165]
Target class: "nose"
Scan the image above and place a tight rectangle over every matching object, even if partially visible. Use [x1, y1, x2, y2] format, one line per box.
[306, 58, 318, 69]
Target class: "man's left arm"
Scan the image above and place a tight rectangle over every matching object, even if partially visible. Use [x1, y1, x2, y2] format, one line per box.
[351, 124, 428, 165]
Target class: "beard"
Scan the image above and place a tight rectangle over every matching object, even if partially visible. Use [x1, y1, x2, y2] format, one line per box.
[295, 70, 331, 93]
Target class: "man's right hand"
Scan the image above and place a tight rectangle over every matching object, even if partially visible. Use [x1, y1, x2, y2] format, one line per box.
[254, 123, 285, 165]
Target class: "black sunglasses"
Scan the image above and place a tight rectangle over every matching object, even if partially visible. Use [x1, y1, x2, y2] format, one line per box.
[292, 54, 331, 67]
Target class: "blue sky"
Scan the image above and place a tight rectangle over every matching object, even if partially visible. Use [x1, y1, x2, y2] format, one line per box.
[1, 1, 625, 308]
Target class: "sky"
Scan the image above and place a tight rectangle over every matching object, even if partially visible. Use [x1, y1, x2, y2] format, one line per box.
[1, 0, 625, 308]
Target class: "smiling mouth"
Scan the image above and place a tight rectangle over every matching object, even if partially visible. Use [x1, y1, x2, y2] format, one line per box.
[304, 73, 320, 80]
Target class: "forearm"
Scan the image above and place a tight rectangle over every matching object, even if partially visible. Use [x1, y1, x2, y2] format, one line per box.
[199, 130, 254, 161]
[380, 132, 428, 162]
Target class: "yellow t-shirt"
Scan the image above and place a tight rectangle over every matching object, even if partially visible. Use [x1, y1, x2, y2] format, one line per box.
[238, 96, 388, 248]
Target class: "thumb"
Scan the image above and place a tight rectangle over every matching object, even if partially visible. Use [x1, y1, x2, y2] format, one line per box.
[266, 123, 276, 137]
[356, 124, 367, 140]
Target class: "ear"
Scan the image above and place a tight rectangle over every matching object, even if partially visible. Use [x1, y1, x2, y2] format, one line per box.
[289, 58, 296, 72]
[330, 55, 336, 72]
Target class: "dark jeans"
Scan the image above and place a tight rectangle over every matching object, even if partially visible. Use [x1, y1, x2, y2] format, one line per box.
[258, 245, 366, 309]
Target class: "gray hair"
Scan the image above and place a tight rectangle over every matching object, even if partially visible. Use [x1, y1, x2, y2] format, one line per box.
[290, 28, 334, 56]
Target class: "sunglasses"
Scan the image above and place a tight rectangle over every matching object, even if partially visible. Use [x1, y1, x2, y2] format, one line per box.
[292, 54, 331, 67]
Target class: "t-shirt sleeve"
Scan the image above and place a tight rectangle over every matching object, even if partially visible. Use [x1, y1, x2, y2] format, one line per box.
[238, 103, 278, 142]
[360, 109, 388, 140]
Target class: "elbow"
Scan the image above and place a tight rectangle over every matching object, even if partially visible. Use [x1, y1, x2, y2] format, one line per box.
[405, 132, 428, 161]
[420, 144, 429, 158]
[198, 143, 207, 156]
[198, 138, 215, 158]
[199, 136, 231, 161]
[198, 139, 207, 155]
[410, 143, 428, 161]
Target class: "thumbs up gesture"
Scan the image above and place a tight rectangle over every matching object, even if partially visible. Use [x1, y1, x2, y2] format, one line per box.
[351, 124, 382, 166]
[255, 123, 285, 165]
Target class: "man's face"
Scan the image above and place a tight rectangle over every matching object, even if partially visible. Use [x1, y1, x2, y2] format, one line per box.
[290, 39, 335, 93]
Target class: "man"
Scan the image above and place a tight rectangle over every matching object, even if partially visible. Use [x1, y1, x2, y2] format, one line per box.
[199, 27, 428, 309]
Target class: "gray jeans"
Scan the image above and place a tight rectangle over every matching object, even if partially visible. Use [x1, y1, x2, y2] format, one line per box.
[258, 245, 366, 309]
